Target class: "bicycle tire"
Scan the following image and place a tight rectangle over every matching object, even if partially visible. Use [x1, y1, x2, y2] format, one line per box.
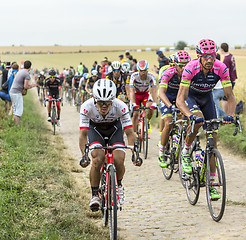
[137, 122, 142, 153]
[52, 106, 56, 135]
[178, 132, 186, 188]
[185, 148, 200, 205]
[161, 135, 173, 180]
[108, 165, 117, 240]
[76, 92, 81, 113]
[143, 117, 148, 159]
[100, 165, 108, 226]
[206, 148, 226, 222]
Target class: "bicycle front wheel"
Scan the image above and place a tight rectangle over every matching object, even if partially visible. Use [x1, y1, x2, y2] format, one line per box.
[52, 107, 56, 135]
[108, 165, 117, 240]
[206, 148, 226, 222]
[142, 117, 148, 159]
[137, 121, 142, 153]
[100, 165, 108, 226]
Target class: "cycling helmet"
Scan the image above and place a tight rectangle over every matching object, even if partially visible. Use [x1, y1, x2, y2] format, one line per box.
[75, 72, 82, 77]
[196, 39, 218, 55]
[137, 60, 149, 71]
[49, 69, 56, 77]
[111, 61, 121, 70]
[91, 70, 98, 76]
[174, 51, 191, 63]
[83, 73, 90, 79]
[93, 79, 116, 101]
[168, 54, 175, 66]
[40, 71, 44, 76]
[121, 62, 130, 73]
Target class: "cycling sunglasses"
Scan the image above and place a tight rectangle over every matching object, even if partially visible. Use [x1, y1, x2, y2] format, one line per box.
[49, 75, 56, 78]
[177, 63, 187, 68]
[200, 54, 217, 59]
[96, 101, 112, 107]
[113, 69, 120, 72]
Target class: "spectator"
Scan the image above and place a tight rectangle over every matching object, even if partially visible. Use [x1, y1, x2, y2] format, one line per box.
[212, 53, 226, 118]
[83, 64, 88, 74]
[9, 60, 37, 126]
[220, 43, 238, 114]
[101, 58, 109, 78]
[131, 58, 138, 72]
[119, 54, 126, 64]
[152, 51, 169, 74]
[77, 62, 84, 74]
[0, 63, 19, 114]
[126, 52, 133, 69]
[91, 61, 102, 78]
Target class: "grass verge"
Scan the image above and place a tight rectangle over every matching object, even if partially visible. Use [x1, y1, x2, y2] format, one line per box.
[0, 93, 110, 240]
[217, 113, 246, 156]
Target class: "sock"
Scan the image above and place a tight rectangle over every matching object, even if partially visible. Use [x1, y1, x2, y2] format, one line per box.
[210, 173, 216, 182]
[182, 143, 191, 155]
[48, 113, 51, 117]
[159, 144, 164, 156]
[91, 186, 99, 197]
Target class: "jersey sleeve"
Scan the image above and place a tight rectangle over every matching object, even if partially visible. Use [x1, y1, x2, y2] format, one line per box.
[180, 62, 194, 88]
[219, 62, 232, 88]
[116, 100, 133, 129]
[79, 102, 90, 129]
[150, 73, 157, 87]
[129, 73, 135, 87]
[160, 68, 174, 88]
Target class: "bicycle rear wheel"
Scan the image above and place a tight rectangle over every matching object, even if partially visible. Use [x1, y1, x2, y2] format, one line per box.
[206, 148, 226, 222]
[185, 153, 200, 205]
[142, 117, 148, 159]
[52, 107, 56, 135]
[161, 135, 173, 180]
[178, 132, 186, 188]
[108, 165, 117, 240]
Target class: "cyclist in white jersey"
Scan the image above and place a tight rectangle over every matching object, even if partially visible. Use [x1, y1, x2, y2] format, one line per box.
[79, 79, 142, 211]
[129, 60, 158, 133]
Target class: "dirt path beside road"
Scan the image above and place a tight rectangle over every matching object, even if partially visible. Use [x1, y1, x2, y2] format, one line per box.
[54, 102, 246, 240]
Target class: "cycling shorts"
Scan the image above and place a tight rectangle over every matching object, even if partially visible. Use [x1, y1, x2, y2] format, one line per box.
[88, 119, 125, 152]
[159, 95, 177, 118]
[135, 91, 153, 106]
[186, 91, 216, 121]
[48, 95, 61, 111]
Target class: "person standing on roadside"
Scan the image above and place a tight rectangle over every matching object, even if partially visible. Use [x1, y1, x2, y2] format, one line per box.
[220, 43, 237, 114]
[77, 62, 84, 74]
[9, 60, 37, 126]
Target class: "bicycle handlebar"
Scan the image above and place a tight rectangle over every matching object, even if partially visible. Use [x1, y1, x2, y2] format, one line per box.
[131, 106, 159, 118]
[189, 116, 242, 136]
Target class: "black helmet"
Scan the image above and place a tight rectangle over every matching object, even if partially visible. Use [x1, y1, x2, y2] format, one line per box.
[49, 69, 56, 77]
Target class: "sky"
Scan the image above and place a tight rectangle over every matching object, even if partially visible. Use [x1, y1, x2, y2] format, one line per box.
[1, 0, 246, 48]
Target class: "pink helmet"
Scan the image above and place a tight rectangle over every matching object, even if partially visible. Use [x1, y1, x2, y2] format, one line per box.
[137, 60, 149, 71]
[196, 39, 218, 55]
[174, 50, 191, 63]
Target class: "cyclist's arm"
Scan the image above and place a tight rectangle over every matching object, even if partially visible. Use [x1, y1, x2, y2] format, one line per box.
[72, 78, 75, 89]
[79, 129, 88, 155]
[59, 86, 63, 99]
[44, 88, 48, 99]
[150, 86, 158, 103]
[130, 87, 136, 104]
[176, 85, 193, 118]
[125, 127, 136, 146]
[159, 86, 172, 108]
[85, 82, 89, 93]
[223, 86, 236, 116]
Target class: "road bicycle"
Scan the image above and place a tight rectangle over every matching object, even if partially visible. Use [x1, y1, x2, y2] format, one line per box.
[161, 108, 189, 180]
[45, 98, 62, 135]
[83, 142, 140, 240]
[182, 116, 241, 222]
[65, 87, 73, 105]
[132, 106, 158, 159]
[75, 90, 82, 112]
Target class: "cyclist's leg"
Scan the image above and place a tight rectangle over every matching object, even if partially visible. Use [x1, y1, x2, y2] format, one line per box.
[47, 96, 52, 119]
[132, 92, 142, 133]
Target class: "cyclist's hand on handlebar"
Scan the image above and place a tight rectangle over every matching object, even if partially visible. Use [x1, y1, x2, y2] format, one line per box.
[169, 105, 175, 113]
[189, 114, 205, 124]
[222, 115, 234, 124]
[131, 103, 139, 110]
[150, 102, 157, 109]
[131, 154, 143, 167]
[58, 97, 63, 102]
[45, 98, 49, 102]
[80, 155, 91, 168]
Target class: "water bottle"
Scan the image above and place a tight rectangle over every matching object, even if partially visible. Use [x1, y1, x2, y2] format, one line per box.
[199, 151, 205, 167]
[195, 148, 202, 165]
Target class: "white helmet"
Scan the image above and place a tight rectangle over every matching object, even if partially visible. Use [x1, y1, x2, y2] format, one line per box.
[111, 61, 121, 70]
[121, 62, 130, 73]
[93, 79, 116, 101]
[75, 72, 82, 77]
[40, 71, 44, 75]
[91, 70, 98, 76]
